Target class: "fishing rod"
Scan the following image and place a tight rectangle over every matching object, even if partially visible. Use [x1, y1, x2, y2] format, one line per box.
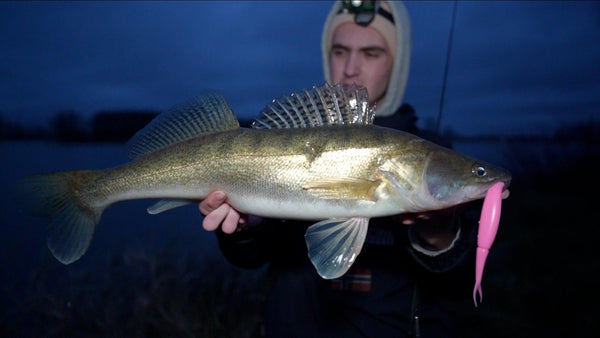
[435, 0, 458, 136]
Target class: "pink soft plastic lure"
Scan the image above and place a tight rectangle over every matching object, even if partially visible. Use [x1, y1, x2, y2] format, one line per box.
[473, 181, 505, 307]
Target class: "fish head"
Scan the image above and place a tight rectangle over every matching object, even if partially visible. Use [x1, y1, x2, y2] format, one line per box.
[422, 148, 512, 208]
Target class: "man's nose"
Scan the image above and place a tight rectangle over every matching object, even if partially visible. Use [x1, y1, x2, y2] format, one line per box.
[344, 54, 360, 77]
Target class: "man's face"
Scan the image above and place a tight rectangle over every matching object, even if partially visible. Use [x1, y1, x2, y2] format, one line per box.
[329, 22, 394, 106]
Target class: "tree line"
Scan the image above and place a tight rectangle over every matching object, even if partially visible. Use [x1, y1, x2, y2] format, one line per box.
[0, 110, 159, 142]
[0, 110, 597, 143]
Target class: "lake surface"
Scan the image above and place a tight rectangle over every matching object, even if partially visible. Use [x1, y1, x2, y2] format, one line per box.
[0, 140, 219, 292]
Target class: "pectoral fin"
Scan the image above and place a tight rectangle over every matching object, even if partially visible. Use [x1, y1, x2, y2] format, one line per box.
[147, 199, 195, 215]
[305, 217, 369, 279]
[303, 178, 380, 201]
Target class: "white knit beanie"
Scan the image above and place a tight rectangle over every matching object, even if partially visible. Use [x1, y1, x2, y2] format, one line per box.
[321, 1, 411, 117]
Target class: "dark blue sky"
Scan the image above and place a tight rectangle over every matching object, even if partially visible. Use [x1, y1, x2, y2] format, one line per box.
[1, 1, 599, 136]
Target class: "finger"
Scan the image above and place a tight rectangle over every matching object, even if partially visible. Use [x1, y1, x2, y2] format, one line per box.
[393, 213, 416, 225]
[202, 203, 230, 231]
[199, 191, 226, 215]
[402, 218, 415, 225]
[221, 208, 241, 234]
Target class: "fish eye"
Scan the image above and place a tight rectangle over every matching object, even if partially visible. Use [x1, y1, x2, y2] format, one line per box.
[472, 165, 487, 177]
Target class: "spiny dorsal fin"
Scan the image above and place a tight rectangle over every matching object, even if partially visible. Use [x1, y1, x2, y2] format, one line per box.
[128, 90, 239, 158]
[252, 83, 374, 130]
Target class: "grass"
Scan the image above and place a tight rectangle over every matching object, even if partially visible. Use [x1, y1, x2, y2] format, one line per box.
[2, 242, 266, 337]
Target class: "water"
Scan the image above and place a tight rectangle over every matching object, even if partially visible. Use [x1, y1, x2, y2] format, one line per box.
[454, 140, 511, 168]
[456, 137, 598, 178]
[0, 140, 219, 292]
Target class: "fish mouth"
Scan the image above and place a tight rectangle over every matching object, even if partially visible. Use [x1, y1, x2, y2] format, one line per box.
[486, 180, 510, 200]
[468, 181, 510, 202]
[500, 177, 511, 199]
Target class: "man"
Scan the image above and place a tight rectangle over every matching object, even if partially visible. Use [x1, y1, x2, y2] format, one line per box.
[200, 1, 473, 336]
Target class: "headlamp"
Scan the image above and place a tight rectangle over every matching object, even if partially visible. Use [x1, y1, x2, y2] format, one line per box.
[340, 0, 394, 27]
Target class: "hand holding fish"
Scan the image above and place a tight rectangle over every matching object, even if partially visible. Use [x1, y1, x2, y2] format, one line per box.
[400, 208, 461, 251]
[199, 190, 246, 234]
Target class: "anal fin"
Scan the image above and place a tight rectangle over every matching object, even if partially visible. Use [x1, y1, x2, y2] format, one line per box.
[147, 199, 195, 215]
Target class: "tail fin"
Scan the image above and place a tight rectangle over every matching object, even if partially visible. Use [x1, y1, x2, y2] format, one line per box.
[16, 170, 104, 265]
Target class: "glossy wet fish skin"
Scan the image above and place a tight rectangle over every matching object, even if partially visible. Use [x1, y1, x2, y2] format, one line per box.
[81, 123, 509, 222]
[78, 125, 403, 217]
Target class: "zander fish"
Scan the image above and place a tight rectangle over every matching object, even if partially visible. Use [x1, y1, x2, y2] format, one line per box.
[17, 83, 511, 279]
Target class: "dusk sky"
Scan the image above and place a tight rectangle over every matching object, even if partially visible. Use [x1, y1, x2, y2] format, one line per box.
[1, 1, 599, 136]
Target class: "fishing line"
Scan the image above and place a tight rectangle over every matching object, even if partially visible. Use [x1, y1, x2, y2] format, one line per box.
[435, 0, 458, 136]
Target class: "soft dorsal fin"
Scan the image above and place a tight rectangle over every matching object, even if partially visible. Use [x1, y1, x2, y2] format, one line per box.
[252, 83, 375, 130]
[128, 90, 239, 158]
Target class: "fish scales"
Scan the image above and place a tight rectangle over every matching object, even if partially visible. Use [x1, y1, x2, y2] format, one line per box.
[93, 125, 406, 217]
